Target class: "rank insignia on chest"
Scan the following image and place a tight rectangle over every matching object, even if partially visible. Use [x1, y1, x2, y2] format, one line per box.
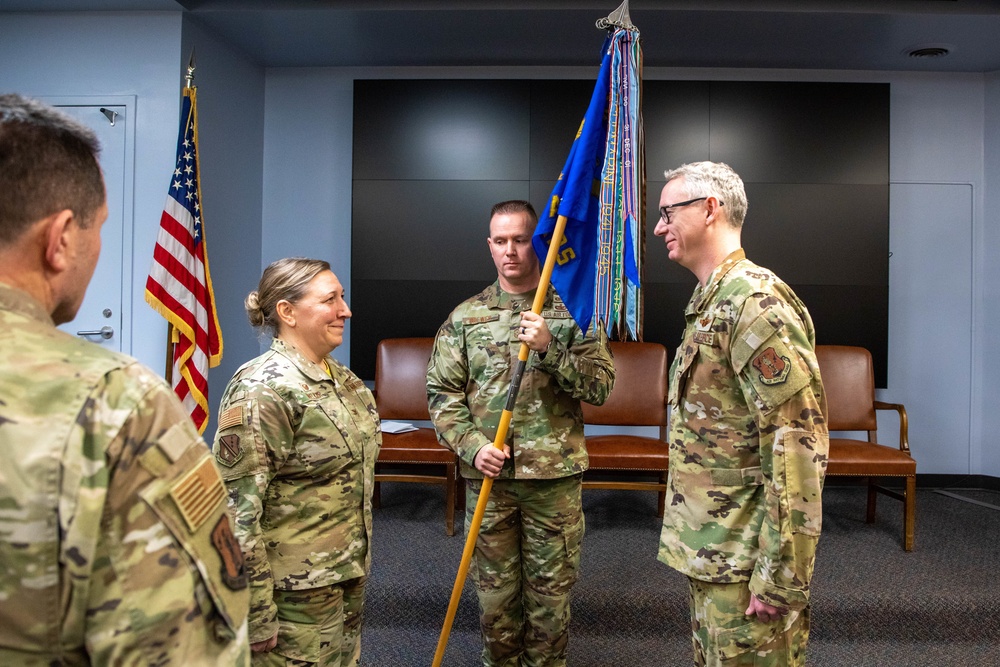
[752, 346, 791, 385]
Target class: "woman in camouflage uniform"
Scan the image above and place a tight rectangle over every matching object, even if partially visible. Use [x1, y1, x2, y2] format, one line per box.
[212, 258, 381, 666]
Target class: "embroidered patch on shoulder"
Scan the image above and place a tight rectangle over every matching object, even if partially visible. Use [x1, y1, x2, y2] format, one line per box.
[171, 457, 226, 533]
[216, 434, 244, 467]
[218, 404, 245, 431]
[211, 515, 248, 591]
[752, 347, 791, 385]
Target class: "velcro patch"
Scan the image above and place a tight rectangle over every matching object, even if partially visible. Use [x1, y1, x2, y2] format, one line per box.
[693, 331, 716, 346]
[157, 421, 190, 463]
[344, 377, 366, 392]
[752, 346, 791, 385]
[218, 404, 245, 431]
[216, 434, 243, 467]
[170, 456, 226, 533]
[211, 515, 248, 591]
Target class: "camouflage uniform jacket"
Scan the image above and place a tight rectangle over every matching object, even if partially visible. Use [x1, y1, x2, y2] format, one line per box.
[212, 338, 381, 643]
[657, 250, 829, 612]
[0, 282, 250, 666]
[426, 281, 615, 480]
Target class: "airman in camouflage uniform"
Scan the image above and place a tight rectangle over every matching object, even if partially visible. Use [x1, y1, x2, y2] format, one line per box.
[0, 93, 250, 665]
[653, 162, 828, 667]
[426, 201, 615, 667]
[213, 258, 380, 666]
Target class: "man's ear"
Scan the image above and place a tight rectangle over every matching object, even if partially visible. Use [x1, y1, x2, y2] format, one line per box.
[43, 209, 76, 273]
[704, 197, 724, 225]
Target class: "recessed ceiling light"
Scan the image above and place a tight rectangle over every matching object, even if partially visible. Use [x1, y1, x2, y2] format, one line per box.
[903, 44, 954, 59]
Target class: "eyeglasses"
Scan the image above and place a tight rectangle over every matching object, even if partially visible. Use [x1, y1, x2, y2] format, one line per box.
[659, 196, 722, 223]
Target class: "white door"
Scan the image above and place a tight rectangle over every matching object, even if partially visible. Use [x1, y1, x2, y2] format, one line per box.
[54, 104, 128, 352]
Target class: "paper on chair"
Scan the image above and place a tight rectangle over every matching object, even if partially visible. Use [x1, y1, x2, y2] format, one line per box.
[381, 420, 418, 434]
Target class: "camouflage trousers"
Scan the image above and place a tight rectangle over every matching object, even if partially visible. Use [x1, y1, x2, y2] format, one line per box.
[687, 579, 809, 667]
[466, 475, 585, 667]
[253, 577, 366, 667]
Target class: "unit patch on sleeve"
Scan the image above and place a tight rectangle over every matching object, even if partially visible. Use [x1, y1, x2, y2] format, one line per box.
[216, 434, 243, 467]
[210, 515, 248, 591]
[752, 346, 791, 385]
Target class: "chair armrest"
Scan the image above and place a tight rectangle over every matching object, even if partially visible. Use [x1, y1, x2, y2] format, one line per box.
[874, 401, 910, 453]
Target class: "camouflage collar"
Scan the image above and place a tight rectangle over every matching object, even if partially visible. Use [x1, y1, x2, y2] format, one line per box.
[479, 280, 554, 312]
[270, 337, 334, 384]
[687, 248, 748, 316]
[0, 281, 54, 327]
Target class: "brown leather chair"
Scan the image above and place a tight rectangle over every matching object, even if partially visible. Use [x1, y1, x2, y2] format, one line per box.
[816, 345, 916, 551]
[373, 337, 463, 536]
[582, 341, 670, 516]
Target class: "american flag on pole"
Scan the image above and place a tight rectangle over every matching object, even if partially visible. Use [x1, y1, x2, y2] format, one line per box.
[145, 85, 223, 434]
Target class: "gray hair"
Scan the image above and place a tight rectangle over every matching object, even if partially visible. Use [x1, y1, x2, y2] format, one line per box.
[663, 161, 747, 228]
[0, 93, 104, 245]
[245, 257, 331, 336]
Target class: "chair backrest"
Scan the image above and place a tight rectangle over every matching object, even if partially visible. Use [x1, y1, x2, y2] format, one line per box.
[582, 341, 668, 427]
[814, 344, 877, 431]
[374, 337, 434, 421]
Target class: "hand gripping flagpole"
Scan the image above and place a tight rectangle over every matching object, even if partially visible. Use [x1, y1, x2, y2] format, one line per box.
[431, 215, 570, 667]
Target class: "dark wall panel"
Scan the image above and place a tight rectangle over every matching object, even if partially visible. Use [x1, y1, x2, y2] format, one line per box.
[529, 79, 595, 180]
[351, 79, 891, 385]
[644, 81, 712, 178]
[353, 179, 527, 281]
[709, 82, 890, 185]
[354, 80, 530, 181]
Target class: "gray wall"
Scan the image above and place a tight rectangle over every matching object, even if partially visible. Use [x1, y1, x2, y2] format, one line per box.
[983, 70, 1000, 478]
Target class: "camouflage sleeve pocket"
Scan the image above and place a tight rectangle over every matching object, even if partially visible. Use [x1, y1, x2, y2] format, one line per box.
[732, 313, 810, 414]
[782, 429, 825, 537]
[138, 448, 248, 639]
[213, 399, 263, 480]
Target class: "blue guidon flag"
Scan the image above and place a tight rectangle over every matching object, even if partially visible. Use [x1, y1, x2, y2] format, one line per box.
[533, 26, 644, 339]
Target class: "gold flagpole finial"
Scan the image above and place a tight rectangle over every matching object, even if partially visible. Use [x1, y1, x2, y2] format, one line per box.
[185, 48, 197, 88]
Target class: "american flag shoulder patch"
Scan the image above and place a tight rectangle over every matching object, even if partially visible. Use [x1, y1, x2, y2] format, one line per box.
[170, 456, 226, 533]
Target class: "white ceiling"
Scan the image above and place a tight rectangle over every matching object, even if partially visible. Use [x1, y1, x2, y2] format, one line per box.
[3, 0, 1000, 72]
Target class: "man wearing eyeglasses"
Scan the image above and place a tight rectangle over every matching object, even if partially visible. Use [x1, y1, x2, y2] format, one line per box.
[653, 161, 828, 667]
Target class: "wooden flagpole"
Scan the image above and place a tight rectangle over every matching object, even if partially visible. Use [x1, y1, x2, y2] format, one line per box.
[431, 214, 570, 667]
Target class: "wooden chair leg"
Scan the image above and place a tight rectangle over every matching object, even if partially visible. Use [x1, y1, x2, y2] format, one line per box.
[444, 462, 456, 537]
[657, 470, 667, 518]
[904, 475, 916, 552]
[865, 477, 878, 523]
[457, 470, 466, 510]
[372, 480, 381, 509]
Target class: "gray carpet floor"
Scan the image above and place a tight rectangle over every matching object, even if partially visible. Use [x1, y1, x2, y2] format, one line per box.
[362, 484, 1000, 666]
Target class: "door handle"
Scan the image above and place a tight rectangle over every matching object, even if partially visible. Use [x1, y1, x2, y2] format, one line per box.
[76, 326, 114, 340]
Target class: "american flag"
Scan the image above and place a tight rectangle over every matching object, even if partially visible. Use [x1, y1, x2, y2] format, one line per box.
[145, 86, 223, 434]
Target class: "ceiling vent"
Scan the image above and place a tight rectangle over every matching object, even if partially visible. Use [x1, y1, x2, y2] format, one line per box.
[904, 44, 953, 59]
